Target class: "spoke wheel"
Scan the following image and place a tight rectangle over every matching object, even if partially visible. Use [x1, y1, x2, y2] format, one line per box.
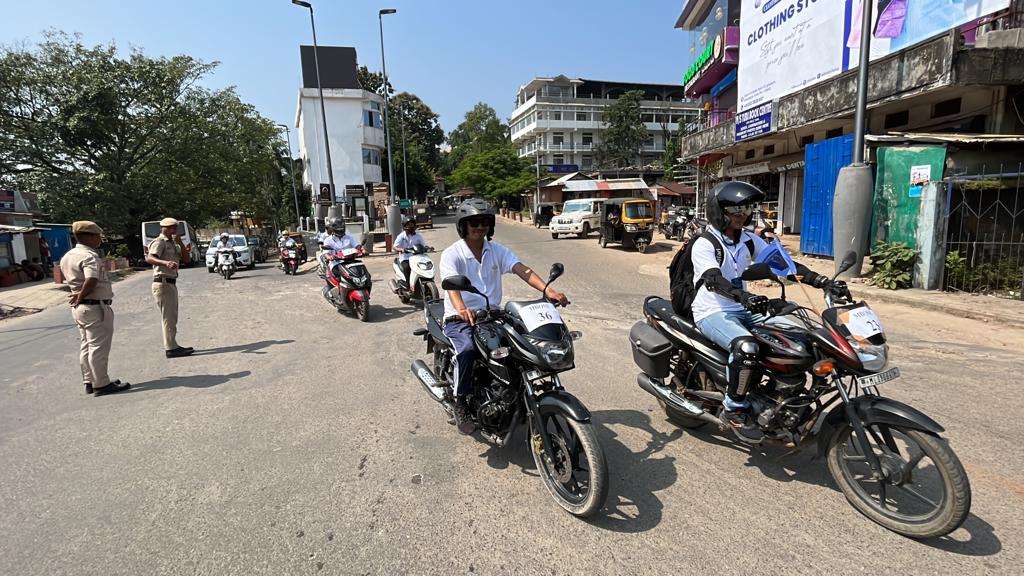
[530, 412, 608, 517]
[827, 423, 970, 538]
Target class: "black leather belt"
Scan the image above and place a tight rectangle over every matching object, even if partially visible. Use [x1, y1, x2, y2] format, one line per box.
[80, 299, 112, 305]
[444, 315, 463, 324]
[153, 277, 177, 284]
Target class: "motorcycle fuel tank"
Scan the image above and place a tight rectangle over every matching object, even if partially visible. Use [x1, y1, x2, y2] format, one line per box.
[750, 326, 814, 374]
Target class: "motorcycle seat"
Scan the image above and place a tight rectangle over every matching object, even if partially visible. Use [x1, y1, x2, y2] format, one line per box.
[643, 297, 728, 364]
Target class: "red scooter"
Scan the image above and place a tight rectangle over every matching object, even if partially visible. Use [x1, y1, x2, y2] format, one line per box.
[322, 247, 372, 321]
[281, 246, 300, 275]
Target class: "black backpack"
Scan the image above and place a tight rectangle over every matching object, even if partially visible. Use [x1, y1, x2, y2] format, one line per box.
[669, 231, 755, 318]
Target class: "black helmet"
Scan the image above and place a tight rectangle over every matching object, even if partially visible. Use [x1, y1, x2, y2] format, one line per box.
[456, 205, 495, 239]
[326, 217, 345, 234]
[706, 181, 764, 231]
[403, 218, 417, 230]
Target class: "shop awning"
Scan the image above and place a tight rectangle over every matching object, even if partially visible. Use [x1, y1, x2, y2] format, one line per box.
[0, 224, 45, 233]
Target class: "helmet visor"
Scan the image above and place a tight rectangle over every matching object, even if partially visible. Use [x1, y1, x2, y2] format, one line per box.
[723, 205, 755, 217]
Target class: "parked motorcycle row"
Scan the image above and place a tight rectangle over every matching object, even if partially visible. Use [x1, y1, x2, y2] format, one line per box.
[273, 219, 970, 539]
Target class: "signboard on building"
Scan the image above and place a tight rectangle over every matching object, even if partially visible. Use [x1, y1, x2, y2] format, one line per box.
[0, 190, 14, 212]
[317, 183, 333, 204]
[737, 0, 1010, 122]
[546, 164, 580, 174]
[683, 27, 740, 98]
[735, 101, 776, 142]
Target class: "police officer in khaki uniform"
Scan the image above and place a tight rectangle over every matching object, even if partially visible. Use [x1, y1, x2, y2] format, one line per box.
[146, 217, 194, 358]
[60, 221, 130, 396]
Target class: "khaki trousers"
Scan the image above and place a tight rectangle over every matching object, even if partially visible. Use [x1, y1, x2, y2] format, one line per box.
[151, 282, 179, 350]
[72, 303, 114, 387]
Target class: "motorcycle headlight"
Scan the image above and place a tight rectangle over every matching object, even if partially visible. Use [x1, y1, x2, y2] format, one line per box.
[624, 224, 638, 232]
[528, 336, 574, 370]
[416, 261, 433, 270]
[849, 339, 889, 372]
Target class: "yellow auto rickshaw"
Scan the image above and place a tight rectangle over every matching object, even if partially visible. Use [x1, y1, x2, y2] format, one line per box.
[598, 197, 655, 253]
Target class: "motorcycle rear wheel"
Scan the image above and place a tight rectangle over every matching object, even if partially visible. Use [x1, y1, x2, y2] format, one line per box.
[530, 412, 608, 518]
[826, 423, 971, 539]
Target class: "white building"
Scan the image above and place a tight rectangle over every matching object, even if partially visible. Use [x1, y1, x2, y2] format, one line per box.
[510, 76, 700, 174]
[294, 46, 385, 212]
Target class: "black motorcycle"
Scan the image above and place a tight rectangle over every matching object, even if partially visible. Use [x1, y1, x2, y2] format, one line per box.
[630, 252, 970, 538]
[410, 264, 608, 517]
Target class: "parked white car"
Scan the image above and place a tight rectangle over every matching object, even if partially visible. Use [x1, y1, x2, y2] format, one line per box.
[457, 198, 493, 217]
[205, 234, 254, 272]
[550, 198, 604, 239]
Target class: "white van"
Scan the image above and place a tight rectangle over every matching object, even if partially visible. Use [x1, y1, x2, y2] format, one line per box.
[549, 198, 605, 239]
[141, 220, 201, 266]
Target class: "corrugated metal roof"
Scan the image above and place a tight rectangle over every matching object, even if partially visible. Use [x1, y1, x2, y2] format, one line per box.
[562, 178, 649, 192]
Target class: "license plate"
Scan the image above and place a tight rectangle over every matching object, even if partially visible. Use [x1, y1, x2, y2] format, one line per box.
[858, 366, 900, 387]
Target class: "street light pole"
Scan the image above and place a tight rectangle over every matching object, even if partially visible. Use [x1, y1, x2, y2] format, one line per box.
[292, 0, 337, 203]
[399, 102, 409, 201]
[277, 124, 302, 229]
[378, 8, 398, 204]
[851, 0, 874, 164]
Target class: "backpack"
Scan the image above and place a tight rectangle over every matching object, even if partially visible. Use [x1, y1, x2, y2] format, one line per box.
[669, 231, 755, 318]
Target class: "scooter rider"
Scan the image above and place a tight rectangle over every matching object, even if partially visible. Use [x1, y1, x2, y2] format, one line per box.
[215, 233, 235, 250]
[692, 181, 849, 443]
[322, 217, 360, 252]
[440, 205, 570, 435]
[393, 218, 427, 284]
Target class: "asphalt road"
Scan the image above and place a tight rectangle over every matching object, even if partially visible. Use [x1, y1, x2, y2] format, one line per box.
[1, 217, 1021, 575]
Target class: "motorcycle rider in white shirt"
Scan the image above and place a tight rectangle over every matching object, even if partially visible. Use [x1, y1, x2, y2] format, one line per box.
[393, 218, 427, 285]
[439, 205, 569, 434]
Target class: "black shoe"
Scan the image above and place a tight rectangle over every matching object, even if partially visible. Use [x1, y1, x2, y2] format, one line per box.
[93, 380, 130, 396]
[452, 399, 475, 435]
[85, 383, 93, 395]
[721, 409, 764, 444]
[166, 347, 194, 358]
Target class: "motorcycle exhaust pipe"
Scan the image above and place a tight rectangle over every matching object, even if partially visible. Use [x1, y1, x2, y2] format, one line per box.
[411, 359, 446, 402]
[637, 373, 720, 426]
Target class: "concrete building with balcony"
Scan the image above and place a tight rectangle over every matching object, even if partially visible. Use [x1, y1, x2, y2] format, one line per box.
[294, 46, 385, 219]
[675, 0, 1024, 246]
[509, 76, 699, 177]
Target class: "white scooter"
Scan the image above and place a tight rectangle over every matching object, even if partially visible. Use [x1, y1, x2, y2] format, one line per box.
[216, 248, 237, 280]
[388, 245, 438, 304]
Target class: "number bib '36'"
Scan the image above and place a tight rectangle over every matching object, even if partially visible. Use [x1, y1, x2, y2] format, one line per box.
[518, 302, 563, 333]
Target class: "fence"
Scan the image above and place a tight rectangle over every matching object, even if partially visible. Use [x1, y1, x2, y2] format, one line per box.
[942, 164, 1024, 300]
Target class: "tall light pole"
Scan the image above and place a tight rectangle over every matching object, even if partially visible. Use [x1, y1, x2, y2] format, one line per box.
[292, 0, 337, 204]
[277, 124, 302, 229]
[378, 8, 397, 203]
[399, 101, 409, 201]
[832, 0, 876, 278]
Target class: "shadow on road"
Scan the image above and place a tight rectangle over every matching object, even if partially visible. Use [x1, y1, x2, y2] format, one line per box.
[587, 409, 683, 533]
[367, 304, 420, 324]
[0, 323, 75, 334]
[0, 323, 77, 353]
[478, 427, 537, 474]
[191, 339, 294, 356]
[128, 370, 252, 392]
[913, 513, 1002, 556]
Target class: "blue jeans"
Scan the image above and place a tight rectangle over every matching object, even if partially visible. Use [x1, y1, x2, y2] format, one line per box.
[696, 310, 757, 350]
[443, 321, 479, 398]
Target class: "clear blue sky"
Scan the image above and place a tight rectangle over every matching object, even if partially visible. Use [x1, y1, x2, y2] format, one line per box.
[1, 0, 695, 151]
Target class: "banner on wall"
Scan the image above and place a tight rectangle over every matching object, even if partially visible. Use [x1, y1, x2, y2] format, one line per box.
[736, 0, 1010, 136]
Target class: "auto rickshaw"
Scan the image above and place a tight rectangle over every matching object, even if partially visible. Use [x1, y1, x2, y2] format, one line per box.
[286, 232, 308, 262]
[597, 197, 655, 253]
[413, 204, 433, 228]
[533, 202, 562, 228]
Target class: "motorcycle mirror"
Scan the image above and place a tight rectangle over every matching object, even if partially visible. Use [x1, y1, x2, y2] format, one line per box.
[441, 275, 479, 294]
[741, 263, 776, 281]
[569, 330, 583, 341]
[548, 263, 565, 283]
[835, 251, 858, 278]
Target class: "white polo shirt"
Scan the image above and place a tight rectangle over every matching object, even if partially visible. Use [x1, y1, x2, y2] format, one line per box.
[393, 231, 426, 262]
[440, 239, 520, 319]
[690, 226, 767, 323]
[323, 233, 359, 252]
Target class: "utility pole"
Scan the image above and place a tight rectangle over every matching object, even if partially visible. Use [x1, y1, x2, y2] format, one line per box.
[277, 124, 302, 229]
[292, 1, 337, 203]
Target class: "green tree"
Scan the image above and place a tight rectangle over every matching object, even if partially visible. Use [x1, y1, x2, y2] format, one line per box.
[598, 90, 646, 170]
[0, 32, 290, 246]
[387, 92, 445, 200]
[357, 65, 393, 97]
[449, 144, 532, 201]
[445, 102, 508, 173]
[661, 133, 681, 180]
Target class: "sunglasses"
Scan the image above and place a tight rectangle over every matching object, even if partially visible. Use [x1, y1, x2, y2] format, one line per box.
[723, 205, 755, 216]
[466, 219, 490, 229]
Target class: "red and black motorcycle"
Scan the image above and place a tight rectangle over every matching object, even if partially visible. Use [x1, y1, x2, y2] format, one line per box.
[281, 245, 300, 275]
[322, 248, 372, 321]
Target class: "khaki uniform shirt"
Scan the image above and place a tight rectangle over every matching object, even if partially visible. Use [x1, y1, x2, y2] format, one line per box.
[148, 234, 181, 279]
[60, 244, 114, 300]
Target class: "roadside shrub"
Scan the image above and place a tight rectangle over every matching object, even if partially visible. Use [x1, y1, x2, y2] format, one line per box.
[869, 241, 918, 290]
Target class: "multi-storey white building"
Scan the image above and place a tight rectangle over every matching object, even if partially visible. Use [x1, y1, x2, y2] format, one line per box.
[510, 76, 699, 173]
[294, 46, 385, 212]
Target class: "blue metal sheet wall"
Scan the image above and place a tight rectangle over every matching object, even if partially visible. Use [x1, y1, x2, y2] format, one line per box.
[800, 134, 854, 257]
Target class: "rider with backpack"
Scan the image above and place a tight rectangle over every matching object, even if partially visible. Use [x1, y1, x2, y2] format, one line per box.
[668, 181, 849, 442]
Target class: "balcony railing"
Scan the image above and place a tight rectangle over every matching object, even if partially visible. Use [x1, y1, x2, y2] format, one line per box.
[682, 108, 736, 135]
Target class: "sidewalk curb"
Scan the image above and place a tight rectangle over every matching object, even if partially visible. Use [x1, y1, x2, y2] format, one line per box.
[847, 285, 1024, 331]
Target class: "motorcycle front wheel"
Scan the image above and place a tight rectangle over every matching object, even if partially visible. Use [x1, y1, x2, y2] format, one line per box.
[530, 412, 608, 518]
[355, 300, 370, 322]
[826, 422, 971, 539]
[421, 281, 439, 303]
